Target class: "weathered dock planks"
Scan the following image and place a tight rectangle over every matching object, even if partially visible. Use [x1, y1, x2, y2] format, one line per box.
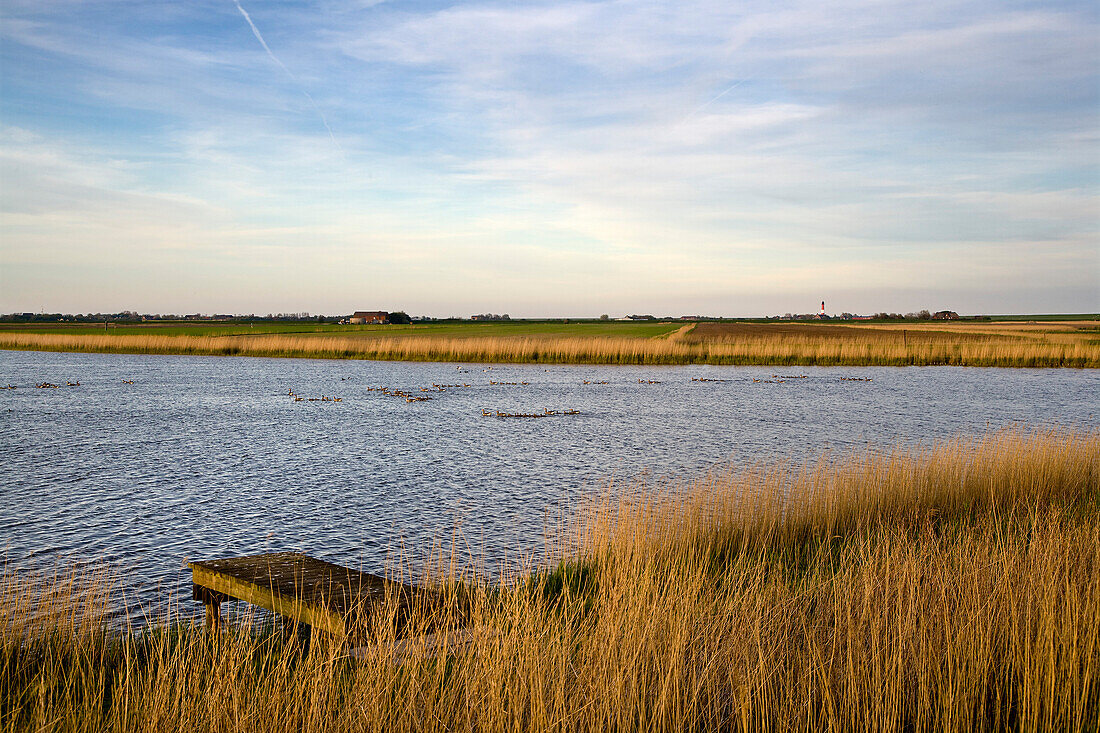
[189, 552, 429, 639]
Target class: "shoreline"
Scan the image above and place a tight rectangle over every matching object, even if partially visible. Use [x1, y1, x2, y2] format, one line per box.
[2, 331, 1097, 368]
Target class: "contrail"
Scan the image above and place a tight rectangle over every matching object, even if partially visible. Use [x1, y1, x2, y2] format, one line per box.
[680, 77, 750, 124]
[233, 0, 341, 150]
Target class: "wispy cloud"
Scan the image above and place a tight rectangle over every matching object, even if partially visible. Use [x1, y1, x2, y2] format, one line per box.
[232, 0, 340, 150]
[0, 0, 1096, 314]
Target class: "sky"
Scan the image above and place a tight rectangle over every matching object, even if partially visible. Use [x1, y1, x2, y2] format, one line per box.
[0, 0, 1097, 317]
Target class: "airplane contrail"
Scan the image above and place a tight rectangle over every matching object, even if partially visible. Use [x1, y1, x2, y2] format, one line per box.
[680, 77, 750, 125]
[233, 0, 341, 150]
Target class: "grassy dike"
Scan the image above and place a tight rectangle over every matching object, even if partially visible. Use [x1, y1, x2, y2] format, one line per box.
[1, 329, 1097, 367]
[2, 428, 1098, 731]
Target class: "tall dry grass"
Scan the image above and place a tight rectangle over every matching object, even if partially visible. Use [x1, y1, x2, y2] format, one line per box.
[2, 427, 1099, 731]
[1, 330, 1097, 366]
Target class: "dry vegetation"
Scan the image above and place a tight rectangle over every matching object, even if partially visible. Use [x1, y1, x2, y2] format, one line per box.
[3, 427, 1099, 731]
[0, 320, 1097, 367]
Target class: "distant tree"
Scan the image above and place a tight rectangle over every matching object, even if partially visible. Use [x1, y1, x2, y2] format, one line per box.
[388, 311, 412, 324]
[599, 314, 609, 321]
[917, 309, 931, 320]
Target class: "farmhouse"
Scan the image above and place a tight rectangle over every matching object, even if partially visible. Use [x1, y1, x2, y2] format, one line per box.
[348, 311, 389, 324]
[932, 310, 960, 320]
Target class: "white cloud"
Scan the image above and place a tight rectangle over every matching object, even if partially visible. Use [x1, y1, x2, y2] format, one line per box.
[1, 0, 1096, 314]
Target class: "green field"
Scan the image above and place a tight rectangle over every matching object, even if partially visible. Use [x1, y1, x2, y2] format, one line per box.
[0, 320, 685, 339]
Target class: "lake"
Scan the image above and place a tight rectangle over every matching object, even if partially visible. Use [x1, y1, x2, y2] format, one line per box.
[1, 350, 1096, 617]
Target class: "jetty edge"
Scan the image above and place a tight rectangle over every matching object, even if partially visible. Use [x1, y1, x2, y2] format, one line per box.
[188, 551, 447, 641]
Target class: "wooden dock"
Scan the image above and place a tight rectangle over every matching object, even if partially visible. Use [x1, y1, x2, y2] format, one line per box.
[189, 552, 433, 639]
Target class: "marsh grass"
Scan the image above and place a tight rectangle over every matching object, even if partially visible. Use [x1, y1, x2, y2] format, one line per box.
[3, 427, 1099, 731]
[1, 330, 1096, 366]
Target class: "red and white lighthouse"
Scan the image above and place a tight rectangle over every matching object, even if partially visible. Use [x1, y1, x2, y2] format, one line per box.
[820, 300, 826, 316]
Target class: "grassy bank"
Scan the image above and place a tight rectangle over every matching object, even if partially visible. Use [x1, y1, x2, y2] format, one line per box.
[3, 428, 1098, 731]
[1, 323, 1097, 366]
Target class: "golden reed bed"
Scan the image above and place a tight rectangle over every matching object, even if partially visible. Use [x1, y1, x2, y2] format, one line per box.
[1, 328, 1097, 366]
[3, 428, 1098, 731]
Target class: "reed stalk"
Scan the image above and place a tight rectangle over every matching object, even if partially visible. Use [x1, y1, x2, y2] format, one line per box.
[1, 331, 1096, 367]
[2, 427, 1098, 731]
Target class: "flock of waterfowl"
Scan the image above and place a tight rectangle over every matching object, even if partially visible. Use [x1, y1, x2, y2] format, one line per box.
[358, 382, 473, 403]
[3, 379, 131, 390]
[288, 379, 584, 418]
[287, 389, 342, 403]
[747, 373, 850, 384]
[481, 405, 585, 416]
[2, 371, 874, 416]
[364, 386, 421, 401]
[333, 371, 874, 419]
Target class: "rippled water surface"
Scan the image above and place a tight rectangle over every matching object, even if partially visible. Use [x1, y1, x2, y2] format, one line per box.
[1, 350, 1095, 615]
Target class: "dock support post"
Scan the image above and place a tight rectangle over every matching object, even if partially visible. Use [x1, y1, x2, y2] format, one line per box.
[193, 583, 228, 631]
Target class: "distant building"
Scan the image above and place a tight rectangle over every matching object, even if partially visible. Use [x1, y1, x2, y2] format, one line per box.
[932, 310, 960, 320]
[349, 311, 389, 324]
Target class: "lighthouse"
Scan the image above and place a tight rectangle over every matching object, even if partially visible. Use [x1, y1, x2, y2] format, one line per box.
[820, 300, 826, 316]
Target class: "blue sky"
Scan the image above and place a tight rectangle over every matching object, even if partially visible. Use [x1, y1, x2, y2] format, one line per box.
[1, 0, 1097, 316]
